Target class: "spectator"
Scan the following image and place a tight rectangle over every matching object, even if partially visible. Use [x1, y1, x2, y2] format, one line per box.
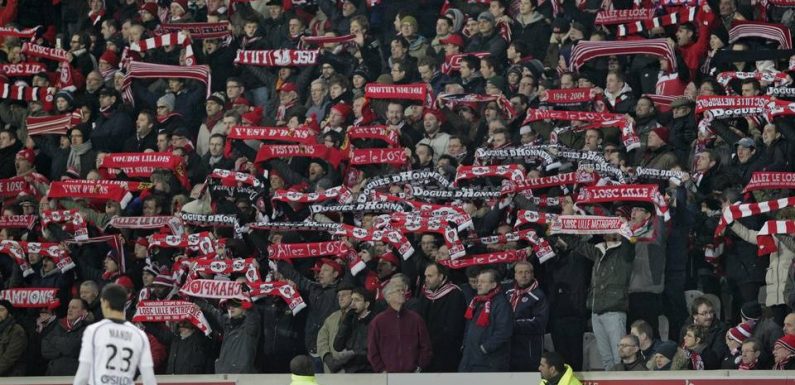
[630, 320, 661, 369]
[773, 334, 795, 370]
[317, 283, 355, 373]
[197, 298, 261, 373]
[333, 287, 374, 372]
[289, 355, 318, 385]
[506, 260, 548, 371]
[611, 334, 647, 371]
[672, 325, 716, 370]
[165, 321, 214, 374]
[651, 341, 677, 371]
[92, 88, 134, 153]
[40, 298, 89, 375]
[739, 338, 766, 370]
[367, 279, 432, 373]
[0, 129, 22, 179]
[416, 263, 467, 372]
[123, 110, 158, 153]
[459, 269, 513, 372]
[0, 300, 27, 376]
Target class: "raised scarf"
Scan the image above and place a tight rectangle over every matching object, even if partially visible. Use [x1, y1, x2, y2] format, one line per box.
[249, 281, 307, 315]
[464, 286, 501, 327]
[133, 300, 213, 335]
[439, 250, 526, 270]
[365, 83, 433, 108]
[267, 241, 351, 260]
[130, 32, 195, 65]
[576, 184, 670, 221]
[0, 288, 60, 308]
[234, 49, 319, 66]
[757, 220, 795, 255]
[228, 125, 316, 144]
[350, 148, 408, 166]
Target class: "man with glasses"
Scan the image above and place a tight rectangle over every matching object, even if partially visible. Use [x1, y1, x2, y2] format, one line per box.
[611, 335, 647, 371]
[681, 297, 728, 369]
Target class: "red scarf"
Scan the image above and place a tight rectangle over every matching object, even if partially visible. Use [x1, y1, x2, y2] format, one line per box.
[88, 9, 104, 26]
[509, 280, 539, 310]
[156, 112, 183, 124]
[774, 356, 793, 370]
[684, 346, 704, 370]
[464, 287, 500, 327]
[739, 359, 757, 370]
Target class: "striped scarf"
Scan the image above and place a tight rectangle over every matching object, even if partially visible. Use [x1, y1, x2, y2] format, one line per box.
[570, 39, 677, 71]
[509, 280, 539, 310]
[121, 61, 210, 106]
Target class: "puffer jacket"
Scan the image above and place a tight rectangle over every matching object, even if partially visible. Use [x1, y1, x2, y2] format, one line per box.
[730, 222, 795, 306]
[562, 236, 635, 314]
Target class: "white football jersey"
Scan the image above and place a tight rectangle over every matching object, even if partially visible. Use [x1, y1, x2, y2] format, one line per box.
[78, 318, 154, 385]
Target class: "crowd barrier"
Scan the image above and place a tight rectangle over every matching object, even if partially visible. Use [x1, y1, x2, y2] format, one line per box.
[3, 370, 795, 385]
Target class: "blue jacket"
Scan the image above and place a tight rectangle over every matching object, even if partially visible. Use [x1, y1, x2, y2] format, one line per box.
[505, 282, 549, 371]
[459, 290, 514, 372]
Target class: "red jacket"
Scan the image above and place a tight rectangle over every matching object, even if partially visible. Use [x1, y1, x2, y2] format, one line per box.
[367, 306, 433, 372]
[678, 6, 717, 80]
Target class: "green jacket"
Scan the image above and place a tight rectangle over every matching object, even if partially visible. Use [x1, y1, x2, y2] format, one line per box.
[0, 317, 28, 376]
[563, 236, 635, 314]
[540, 364, 582, 385]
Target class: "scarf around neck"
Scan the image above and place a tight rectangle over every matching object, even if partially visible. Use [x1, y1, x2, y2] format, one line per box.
[465, 286, 500, 327]
[67, 141, 93, 174]
[509, 279, 538, 310]
[422, 280, 460, 301]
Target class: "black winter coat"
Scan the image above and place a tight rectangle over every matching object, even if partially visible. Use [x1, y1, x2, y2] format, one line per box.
[40, 319, 87, 375]
[465, 31, 507, 64]
[166, 331, 214, 374]
[200, 303, 261, 374]
[0, 139, 22, 179]
[256, 296, 305, 373]
[92, 108, 134, 153]
[415, 285, 467, 372]
[122, 129, 158, 153]
[277, 261, 341, 354]
[334, 311, 374, 373]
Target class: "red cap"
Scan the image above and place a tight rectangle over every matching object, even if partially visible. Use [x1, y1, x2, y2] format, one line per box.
[140, 2, 158, 16]
[115, 275, 135, 291]
[775, 334, 795, 354]
[331, 103, 352, 120]
[171, 0, 188, 12]
[16, 148, 35, 164]
[233, 97, 251, 107]
[100, 50, 119, 67]
[378, 252, 399, 266]
[651, 126, 670, 144]
[310, 258, 343, 275]
[423, 108, 446, 124]
[279, 82, 298, 94]
[135, 237, 149, 247]
[440, 34, 464, 47]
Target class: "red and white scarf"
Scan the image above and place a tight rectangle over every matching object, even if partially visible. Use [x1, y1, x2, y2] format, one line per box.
[0, 215, 36, 229]
[122, 61, 211, 105]
[502, 171, 597, 195]
[742, 172, 795, 193]
[148, 232, 216, 255]
[179, 277, 248, 301]
[470, 229, 556, 263]
[509, 280, 539, 310]
[454, 164, 525, 186]
[685, 347, 705, 370]
[255, 144, 345, 168]
[716, 71, 791, 87]
[0, 82, 53, 102]
[0, 240, 32, 277]
[464, 286, 501, 327]
[347, 126, 400, 147]
[133, 300, 213, 335]
[249, 280, 307, 314]
[0, 288, 60, 308]
[26, 114, 78, 137]
[208, 169, 263, 189]
[695, 95, 770, 119]
[88, 9, 104, 26]
[570, 39, 677, 71]
[21, 42, 69, 62]
[729, 21, 792, 49]
[714, 197, 795, 240]
[548, 215, 633, 239]
[47, 180, 133, 209]
[22, 241, 75, 274]
[40, 209, 88, 240]
[576, 184, 670, 220]
[267, 241, 351, 260]
[333, 223, 415, 259]
[540, 88, 599, 106]
[60, 313, 87, 331]
[422, 280, 460, 301]
[365, 83, 433, 108]
[594, 8, 654, 25]
[757, 220, 795, 256]
[190, 257, 260, 282]
[99, 152, 189, 188]
[349, 148, 408, 166]
[439, 250, 526, 269]
[130, 32, 195, 65]
[0, 62, 46, 77]
[228, 125, 316, 145]
[271, 186, 353, 206]
[616, 7, 697, 36]
[234, 49, 319, 66]
[0, 26, 40, 40]
[380, 215, 465, 259]
[524, 109, 639, 151]
[442, 52, 489, 75]
[157, 22, 231, 39]
[0, 177, 34, 199]
[300, 34, 355, 45]
[108, 216, 183, 235]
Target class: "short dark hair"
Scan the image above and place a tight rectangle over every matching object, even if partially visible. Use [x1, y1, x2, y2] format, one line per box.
[209, 133, 226, 142]
[101, 284, 128, 312]
[461, 55, 481, 71]
[479, 268, 499, 284]
[426, 262, 450, 280]
[289, 355, 315, 376]
[740, 78, 761, 92]
[138, 110, 155, 125]
[542, 351, 565, 373]
[352, 287, 373, 306]
[690, 296, 714, 315]
[391, 36, 410, 49]
[630, 319, 654, 339]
